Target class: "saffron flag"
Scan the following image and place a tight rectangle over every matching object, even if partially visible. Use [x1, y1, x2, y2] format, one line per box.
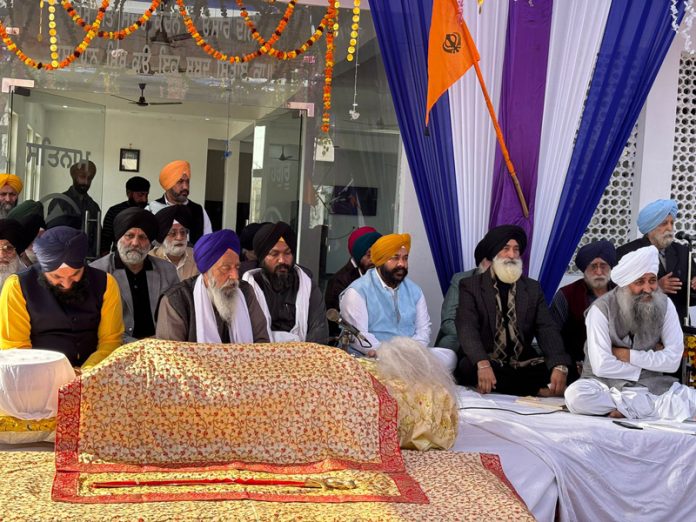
[425, 0, 480, 125]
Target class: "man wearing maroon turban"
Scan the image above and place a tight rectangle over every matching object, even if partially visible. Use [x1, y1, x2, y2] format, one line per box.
[157, 230, 269, 343]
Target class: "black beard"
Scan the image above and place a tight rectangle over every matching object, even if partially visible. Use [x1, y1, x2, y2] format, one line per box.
[264, 263, 295, 292]
[73, 184, 90, 195]
[379, 265, 408, 287]
[128, 198, 147, 209]
[39, 273, 90, 306]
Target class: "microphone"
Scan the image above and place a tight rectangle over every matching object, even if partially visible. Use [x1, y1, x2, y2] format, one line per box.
[326, 309, 371, 345]
[676, 231, 693, 242]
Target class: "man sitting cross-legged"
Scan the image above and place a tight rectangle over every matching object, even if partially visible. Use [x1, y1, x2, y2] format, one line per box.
[565, 245, 696, 420]
[339, 233, 458, 373]
[156, 230, 269, 343]
[455, 225, 572, 396]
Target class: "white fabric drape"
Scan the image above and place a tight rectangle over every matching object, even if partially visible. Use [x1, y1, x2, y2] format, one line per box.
[528, 0, 611, 278]
[449, 1, 509, 270]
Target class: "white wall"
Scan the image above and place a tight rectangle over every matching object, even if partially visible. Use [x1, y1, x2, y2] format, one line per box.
[99, 111, 249, 229]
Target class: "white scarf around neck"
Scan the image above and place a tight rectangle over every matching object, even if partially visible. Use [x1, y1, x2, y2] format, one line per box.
[193, 275, 253, 344]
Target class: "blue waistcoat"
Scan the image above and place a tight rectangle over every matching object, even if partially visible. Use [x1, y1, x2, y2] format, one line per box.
[347, 268, 422, 341]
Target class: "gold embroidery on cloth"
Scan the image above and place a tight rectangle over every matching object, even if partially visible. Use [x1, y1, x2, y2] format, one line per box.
[0, 415, 56, 432]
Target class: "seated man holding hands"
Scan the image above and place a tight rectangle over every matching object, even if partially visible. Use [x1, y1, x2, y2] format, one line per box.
[455, 225, 572, 396]
[0, 226, 124, 369]
[565, 246, 696, 419]
[340, 233, 457, 372]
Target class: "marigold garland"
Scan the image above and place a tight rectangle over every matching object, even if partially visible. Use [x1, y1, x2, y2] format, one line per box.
[321, 0, 337, 134]
[0, 0, 109, 70]
[62, 0, 159, 40]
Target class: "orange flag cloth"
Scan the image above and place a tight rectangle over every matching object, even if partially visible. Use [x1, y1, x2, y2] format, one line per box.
[425, 0, 480, 125]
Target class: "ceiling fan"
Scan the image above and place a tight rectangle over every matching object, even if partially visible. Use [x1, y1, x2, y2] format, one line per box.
[111, 83, 183, 107]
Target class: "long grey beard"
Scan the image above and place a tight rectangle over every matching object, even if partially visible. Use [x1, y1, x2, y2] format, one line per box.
[206, 278, 240, 325]
[0, 256, 21, 288]
[0, 202, 13, 219]
[616, 286, 669, 336]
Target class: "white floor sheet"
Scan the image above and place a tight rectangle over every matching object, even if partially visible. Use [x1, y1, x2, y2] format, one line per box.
[455, 387, 696, 522]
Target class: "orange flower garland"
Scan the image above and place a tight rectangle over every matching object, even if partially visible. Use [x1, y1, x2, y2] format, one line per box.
[0, 0, 110, 70]
[62, 0, 159, 40]
[322, 0, 337, 133]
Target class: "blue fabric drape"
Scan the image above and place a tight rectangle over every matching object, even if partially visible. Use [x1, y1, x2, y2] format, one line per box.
[370, 0, 463, 294]
[538, 0, 684, 301]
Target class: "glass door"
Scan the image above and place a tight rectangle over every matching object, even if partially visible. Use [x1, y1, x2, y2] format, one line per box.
[249, 108, 305, 239]
[10, 89, 105, 259]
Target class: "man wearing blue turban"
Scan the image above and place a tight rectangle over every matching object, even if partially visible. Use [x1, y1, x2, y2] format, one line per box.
[617, 199, 696, 324]
[156, 230, 269, 343]
[0, 226, 125, 369]
[550, 240, 617, 374]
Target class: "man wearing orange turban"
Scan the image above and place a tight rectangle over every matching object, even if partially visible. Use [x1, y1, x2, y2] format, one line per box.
[339, 232, 457, 373]
[0, 174, 23, 219]
[146, 160, 212, 244]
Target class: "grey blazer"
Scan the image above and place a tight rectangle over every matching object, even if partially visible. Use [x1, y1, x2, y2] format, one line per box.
[90, 253, 179, 341]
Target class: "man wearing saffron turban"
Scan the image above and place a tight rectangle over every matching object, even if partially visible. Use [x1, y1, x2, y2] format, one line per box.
[339, 232, 458, 372]
[0, 173, 23, 219]
[157, 230, 269, 343]
[565, 246, 696, 420]
[0, 226, 124, 369]
[617, 199, 696, 324]
[147, 160, 212, 244]
[455, 225, 572, 397]
[91, 208, 178, 342]
[241, 221, 328, 344]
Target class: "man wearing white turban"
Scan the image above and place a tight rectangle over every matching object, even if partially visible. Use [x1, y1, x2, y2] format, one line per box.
[565, 246, 696, 420]
[617, 199, 696, 324]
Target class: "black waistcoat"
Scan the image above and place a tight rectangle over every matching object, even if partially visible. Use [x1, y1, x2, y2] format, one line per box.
[155, 196, 205, 244]
[18, 265, 107, 366]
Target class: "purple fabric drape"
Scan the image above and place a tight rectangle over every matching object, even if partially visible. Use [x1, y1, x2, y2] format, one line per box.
[488, 0, 553, 265]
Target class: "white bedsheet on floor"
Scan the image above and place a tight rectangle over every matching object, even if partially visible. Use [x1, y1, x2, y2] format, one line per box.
[455, 387, 696, 522]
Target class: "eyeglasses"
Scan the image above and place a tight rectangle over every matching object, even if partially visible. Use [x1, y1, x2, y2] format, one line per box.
[0, 244, 16, 255]
[167, 228, 189, 239]
[588, 262, 610, 272]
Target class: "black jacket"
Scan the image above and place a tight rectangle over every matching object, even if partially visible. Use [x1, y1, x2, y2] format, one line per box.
[455, 270, 571, 369]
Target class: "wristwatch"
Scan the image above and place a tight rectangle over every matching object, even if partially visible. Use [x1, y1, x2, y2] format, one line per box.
[553, 365, 569, 374]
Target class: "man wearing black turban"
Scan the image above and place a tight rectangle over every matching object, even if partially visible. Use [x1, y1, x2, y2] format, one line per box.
[0, 218, 23, 290]
[91, 207, 178, 341]
[455, 225, 572, 397]
[550, 240, 617, 373]
[149, 205, 199, 281]
[0, 226, 125, 369]
[100, 176, 151, 255]
[241, 221, 328, 344]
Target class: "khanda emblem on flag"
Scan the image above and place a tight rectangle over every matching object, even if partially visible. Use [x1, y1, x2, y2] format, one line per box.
[442, 32, 462, 54]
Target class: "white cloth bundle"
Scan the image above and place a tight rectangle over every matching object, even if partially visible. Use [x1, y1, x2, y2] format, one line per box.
[0, 349, 75, 420]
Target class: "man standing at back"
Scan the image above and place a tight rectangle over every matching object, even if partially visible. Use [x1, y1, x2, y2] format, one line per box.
[617, 199, 696, 324]
[100, 176, 150, 255]
[242, 221, 328, 344]
[147, 160, 212, 244]
[0, 173, 23, 218]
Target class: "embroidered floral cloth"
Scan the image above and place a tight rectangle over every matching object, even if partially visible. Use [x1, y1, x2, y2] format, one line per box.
[6, 450, 532, 520]
[52, 340, 425, 504]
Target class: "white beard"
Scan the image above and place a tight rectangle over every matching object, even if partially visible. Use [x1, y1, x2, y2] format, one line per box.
[585, 272, 610, 291]
[163, 238, 187, 258]
[206, 275, 240, 325]
[117, 240, 150, 266]
[0, 255, 20, 289]
[492, 256, 523, 284]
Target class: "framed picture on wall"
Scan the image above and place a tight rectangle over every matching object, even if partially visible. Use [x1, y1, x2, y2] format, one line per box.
[119, 148, 140, 172]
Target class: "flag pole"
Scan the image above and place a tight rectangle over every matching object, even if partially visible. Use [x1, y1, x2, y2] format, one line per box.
[471, 60, 529, 218]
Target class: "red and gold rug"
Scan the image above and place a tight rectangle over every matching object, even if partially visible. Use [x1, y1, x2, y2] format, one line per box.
[52, 340, 424, 504]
